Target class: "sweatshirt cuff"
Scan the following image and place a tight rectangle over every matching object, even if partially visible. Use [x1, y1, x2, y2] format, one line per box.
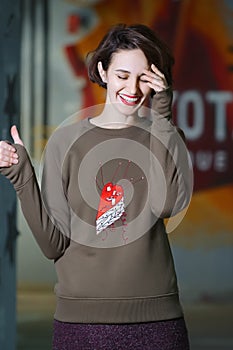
[151, 87, 175, 132]
[151, 87, 173, 119]
[0, 144, 34, 190]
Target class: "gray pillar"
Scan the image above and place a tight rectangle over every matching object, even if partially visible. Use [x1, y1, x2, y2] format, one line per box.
[0, 1, 21, 349]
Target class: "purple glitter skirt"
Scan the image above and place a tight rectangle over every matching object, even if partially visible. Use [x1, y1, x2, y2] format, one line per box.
[52, 317, 190, 350]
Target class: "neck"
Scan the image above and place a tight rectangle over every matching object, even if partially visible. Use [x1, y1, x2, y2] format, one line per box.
[90, 100, 140, 129]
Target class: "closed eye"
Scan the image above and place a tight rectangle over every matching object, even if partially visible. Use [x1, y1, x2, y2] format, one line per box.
[139, 74, 148, 83]
[117, 75, 148, 82]
[117, 75, 128, 80]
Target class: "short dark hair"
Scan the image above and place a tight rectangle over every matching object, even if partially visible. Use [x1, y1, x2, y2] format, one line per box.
[87, 23, 174, 91]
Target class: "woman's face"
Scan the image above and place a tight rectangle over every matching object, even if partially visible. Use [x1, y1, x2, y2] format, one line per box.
[99, 49, 152, 116]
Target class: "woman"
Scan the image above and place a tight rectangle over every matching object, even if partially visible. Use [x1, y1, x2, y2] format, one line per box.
[0, 24, 192, 349]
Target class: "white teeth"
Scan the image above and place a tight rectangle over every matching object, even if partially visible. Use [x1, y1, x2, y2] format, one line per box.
[119, 94, 139, 103]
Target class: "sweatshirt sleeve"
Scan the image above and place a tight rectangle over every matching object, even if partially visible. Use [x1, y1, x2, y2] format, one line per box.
[0, 143, 70, 259]
[149, 88, 193, 218]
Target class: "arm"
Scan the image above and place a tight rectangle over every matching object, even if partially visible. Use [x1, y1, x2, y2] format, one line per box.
[143, 66, 193, 218]
[149, 88, 193, 218]
[0, 127, 70, 259]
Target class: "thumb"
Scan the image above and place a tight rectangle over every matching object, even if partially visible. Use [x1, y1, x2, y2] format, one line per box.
[11, 125, 24, 146]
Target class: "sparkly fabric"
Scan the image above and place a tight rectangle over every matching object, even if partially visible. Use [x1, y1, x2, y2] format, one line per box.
[52, 317, 190, 350]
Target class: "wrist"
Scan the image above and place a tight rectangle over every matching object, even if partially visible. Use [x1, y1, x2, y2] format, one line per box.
[0, 144, 34, 189]
[152, 86, 173, 119]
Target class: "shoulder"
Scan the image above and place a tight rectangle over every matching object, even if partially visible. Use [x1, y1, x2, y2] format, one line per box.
[48, 119, 89, 145]
[44, 119, 90, 158]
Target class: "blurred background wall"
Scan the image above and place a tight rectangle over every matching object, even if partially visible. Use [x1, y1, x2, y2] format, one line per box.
[0, 1, 21, 349]
[17, 0, 233, 304]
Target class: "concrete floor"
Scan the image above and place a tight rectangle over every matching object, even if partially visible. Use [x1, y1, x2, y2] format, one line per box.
[16, 288, 233, 350]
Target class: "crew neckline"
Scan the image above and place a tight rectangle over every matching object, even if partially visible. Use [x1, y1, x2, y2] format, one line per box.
[84, 117, 150, 136]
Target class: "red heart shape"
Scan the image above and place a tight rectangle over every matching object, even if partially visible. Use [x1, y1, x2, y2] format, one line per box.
[96, 182, 124, 220]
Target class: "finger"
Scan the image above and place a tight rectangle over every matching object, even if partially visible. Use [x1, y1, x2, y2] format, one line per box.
[0, 149, 18, 159]
[0, 155, 19, 167]
[143, 66, 164, 80]
[0, 160, 12, 167]
[147, 82, 165, 92]
[151, 65, 168, 87]
[151, 64, 165, 78]
[142, 69, 157, 80]
[0, 140, 17, 153]
[0, 141, 19, 167]
[144, 74, 167, 90]
[0, 154, 18, 165]
[142, 66, 168, 93]
[11, 125, 24, 146]
[142, 68, 167, 84]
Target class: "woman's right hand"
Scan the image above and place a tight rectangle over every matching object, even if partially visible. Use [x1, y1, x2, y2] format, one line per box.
[0, 125, 24, 167]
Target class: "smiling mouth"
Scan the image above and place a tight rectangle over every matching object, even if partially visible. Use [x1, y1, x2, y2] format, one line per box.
[118, 93, 141, 106]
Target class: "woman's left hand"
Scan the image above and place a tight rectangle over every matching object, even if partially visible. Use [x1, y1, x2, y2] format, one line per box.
[143, 64, 168, 93]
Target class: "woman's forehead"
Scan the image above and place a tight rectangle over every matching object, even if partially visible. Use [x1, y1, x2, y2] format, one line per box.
[109, 49, 149, 71]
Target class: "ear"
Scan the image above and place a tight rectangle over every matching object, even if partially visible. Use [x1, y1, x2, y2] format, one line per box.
[97, 61, 107, 83]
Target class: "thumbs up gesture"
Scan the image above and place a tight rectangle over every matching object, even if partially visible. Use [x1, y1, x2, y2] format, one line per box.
[0, 125, 24, 167]
[11, 125, 24, 146]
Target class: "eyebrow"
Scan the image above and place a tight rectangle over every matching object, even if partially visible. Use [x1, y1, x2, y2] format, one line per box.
[115, 69, 130, 74]
[115, 69, 148, 77]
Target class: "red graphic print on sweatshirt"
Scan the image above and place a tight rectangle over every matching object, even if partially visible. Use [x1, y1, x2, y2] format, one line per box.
[96, 182, 124, 235]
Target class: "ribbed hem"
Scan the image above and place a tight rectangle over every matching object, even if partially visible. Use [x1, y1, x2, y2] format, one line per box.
[54, 293, 183, 324]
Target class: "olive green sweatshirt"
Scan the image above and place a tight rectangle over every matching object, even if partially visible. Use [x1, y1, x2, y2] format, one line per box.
[0, 89, 192, 323]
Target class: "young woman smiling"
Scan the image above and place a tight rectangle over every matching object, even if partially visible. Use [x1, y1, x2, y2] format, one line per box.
[0, 24, 192, 349]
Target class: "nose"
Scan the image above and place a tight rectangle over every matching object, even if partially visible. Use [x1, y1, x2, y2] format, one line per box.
[127, 77, 138, 95]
